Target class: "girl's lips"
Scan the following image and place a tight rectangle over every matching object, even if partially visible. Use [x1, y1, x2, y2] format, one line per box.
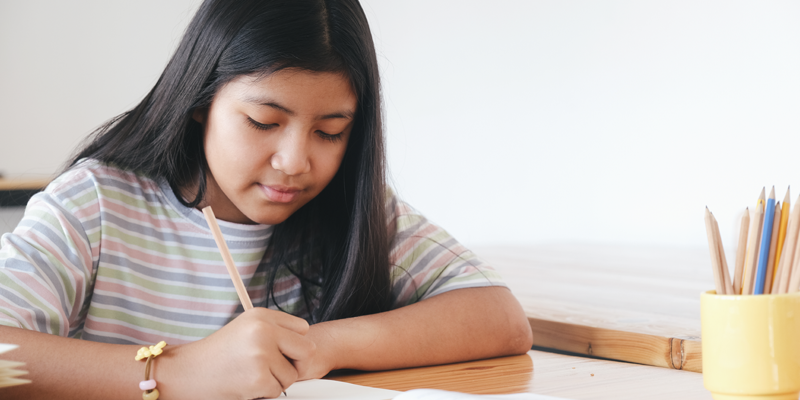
[260, 184, 301, 203]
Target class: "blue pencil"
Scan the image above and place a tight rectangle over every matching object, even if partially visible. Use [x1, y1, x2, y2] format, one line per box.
[754, 186, 777, 294]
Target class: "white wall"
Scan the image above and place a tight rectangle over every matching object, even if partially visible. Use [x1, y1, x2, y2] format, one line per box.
[2, 1, 799, 250]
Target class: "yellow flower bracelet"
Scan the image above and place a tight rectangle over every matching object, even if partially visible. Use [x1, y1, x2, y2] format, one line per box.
[135, 341, 167, 400]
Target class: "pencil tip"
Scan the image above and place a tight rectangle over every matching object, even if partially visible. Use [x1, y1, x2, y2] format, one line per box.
[785, 187, 791, 203]
[769, 186, 776, 199]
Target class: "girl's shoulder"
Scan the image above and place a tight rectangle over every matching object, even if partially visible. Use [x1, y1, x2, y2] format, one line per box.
[384, 187, 429, 233]
[45, 159, 163, 211]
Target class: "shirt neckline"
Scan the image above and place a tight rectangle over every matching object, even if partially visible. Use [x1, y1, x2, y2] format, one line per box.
[157, 178, 274, 241]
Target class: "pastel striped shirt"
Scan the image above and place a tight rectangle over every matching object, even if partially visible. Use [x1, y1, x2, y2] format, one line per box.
[0, 161, 504, 345]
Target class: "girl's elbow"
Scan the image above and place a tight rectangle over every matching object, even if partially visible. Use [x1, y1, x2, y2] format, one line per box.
[502, 314, 533, 355]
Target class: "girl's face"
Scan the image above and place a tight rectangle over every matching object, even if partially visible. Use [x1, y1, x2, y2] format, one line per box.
[194, 69, 356, 225]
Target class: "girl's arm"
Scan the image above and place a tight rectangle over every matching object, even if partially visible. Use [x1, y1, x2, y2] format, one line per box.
[298, 285, 532, 379]
[1, 308, 315, 400]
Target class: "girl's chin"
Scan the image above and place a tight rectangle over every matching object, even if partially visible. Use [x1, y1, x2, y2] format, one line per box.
[241, 206, 293, 226]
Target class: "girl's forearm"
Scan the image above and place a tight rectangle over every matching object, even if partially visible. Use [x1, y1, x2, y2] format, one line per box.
[307, 286, 533, 375]
[0, 326, 143, 400]
[1, 307, 314, 400]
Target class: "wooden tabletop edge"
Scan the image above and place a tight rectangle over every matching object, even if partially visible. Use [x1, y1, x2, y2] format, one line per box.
[527, 315, 702, 373]
[0, 178, 52, 191]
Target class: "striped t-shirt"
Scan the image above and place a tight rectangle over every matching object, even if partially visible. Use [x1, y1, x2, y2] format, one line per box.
[0, 161, 504, 345]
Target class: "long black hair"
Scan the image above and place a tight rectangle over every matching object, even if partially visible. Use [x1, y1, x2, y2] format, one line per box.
[70, 0, 393, 322]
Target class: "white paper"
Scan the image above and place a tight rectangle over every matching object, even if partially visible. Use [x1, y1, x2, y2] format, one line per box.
[393, 389, 573, 400]
[285, 379, 400, 400]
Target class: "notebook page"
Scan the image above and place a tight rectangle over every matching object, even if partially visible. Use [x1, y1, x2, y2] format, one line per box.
[393, 389, 573, 400]
[285, 379, 400, 400]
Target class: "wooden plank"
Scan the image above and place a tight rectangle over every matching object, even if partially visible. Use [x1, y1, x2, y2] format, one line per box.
[0, 178, 50, 191]
[0, 178, 51, 207]
[528, 316, 701, 372]
[329, 350, 710, 399]
[472, 244, 711, 373]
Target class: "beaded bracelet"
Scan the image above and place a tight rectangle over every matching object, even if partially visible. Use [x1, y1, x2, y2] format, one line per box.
[135, 341, 167, 400]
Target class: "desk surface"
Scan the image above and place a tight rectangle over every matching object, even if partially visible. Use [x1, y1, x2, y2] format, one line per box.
[331, 350, 710, 399]
[471, 244, 712, 372]
[0, 178, 50, 191]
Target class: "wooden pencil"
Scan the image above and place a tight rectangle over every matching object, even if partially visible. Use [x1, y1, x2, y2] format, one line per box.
[763, 202, 781, 293]
[771, 188, 791, 293]
[754, 186, 776, 294]
[775, 194, 800, 294]
[704, 208, 726, 294]
[202, 206, 254, 310]
[733, 208, 750, 295]
[742, 188, 765, 295]
[787, 230, 800, 293]
[712, 212, 734, 294]
[774, 188, 791, 269]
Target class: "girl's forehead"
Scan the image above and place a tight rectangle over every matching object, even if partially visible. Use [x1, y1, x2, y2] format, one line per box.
[220, 69, 357, 115]
[235, 69, 353, 93]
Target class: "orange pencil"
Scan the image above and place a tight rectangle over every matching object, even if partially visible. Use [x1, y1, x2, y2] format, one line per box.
[771, 189, 791, 293]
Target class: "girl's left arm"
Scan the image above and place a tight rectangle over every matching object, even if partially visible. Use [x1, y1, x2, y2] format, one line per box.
[297, 285, 532, 379]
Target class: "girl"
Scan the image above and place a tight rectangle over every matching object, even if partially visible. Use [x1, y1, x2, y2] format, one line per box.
[0, 1, 532, 399]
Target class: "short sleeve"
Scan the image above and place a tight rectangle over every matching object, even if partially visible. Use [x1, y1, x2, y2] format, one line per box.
[387, 190, 506, 308]
[0, 168, 100, 337]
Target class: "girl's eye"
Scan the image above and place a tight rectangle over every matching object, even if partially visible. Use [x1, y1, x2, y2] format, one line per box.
[246, 117, 277, 130]
[248, 116, 343, 142]
[316, 130, 344, 143]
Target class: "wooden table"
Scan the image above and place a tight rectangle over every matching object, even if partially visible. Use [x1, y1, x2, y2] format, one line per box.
[331, 350, 711, 399]
[471, 244, 712, 373]
[0, 178, 50, 207]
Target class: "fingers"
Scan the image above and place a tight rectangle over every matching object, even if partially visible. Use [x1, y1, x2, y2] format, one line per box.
[267, 349, 300, 392]
[245, 308, 310, 335]
[275, 329, 317, 362]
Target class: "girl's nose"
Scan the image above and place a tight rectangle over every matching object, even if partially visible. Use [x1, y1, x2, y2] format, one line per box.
[270, 129, 311, 176]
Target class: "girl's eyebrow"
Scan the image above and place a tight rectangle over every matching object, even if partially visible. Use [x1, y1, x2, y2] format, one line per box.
[243, 96, 354, 120]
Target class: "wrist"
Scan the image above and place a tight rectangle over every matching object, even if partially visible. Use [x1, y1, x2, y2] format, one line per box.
[151, 343, 191, 400]
[308, 322, 342, 373]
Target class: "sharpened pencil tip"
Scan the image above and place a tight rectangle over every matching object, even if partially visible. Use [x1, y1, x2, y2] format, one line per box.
[784, 187, 791, 203]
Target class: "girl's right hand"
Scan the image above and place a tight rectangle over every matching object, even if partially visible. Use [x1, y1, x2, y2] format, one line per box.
[159, 308, 316, 400]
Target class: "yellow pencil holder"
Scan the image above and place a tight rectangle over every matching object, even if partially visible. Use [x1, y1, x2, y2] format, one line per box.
[701, 290, 800, 400]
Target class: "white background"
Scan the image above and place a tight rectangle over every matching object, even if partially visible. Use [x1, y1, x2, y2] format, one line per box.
[1, 1, 799, 250]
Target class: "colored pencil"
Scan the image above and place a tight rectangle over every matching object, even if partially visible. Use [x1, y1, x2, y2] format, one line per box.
[763, 202, 780, 293]
[770, 188, 791, 293]
[742, 188, 765, 295]
[202, 206, 254, 310]
[787, 230, 800, 293]
[712, 212, 734, 294]
[775, 194, 800, 294]
[754, 187, 776, 294]
[733, 209, 749, 295]
[775, 188, 791, 267]
[704, 208, 726, 294]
